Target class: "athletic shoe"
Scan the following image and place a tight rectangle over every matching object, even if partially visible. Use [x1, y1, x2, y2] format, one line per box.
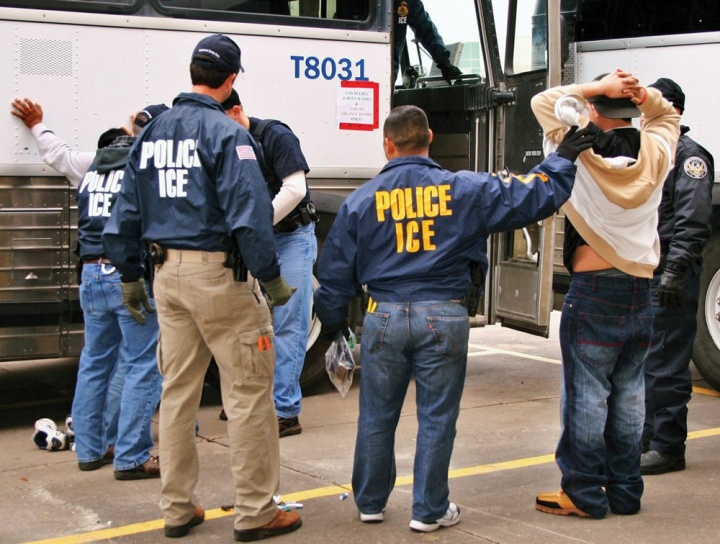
[165, 506, 205, 538]
[32, 418, 58, 450]
[359, 511, 384, 523]
[535, 490, 591, 517]
[409, 502, 461, 532]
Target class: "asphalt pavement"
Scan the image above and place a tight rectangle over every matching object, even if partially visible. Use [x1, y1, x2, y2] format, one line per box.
[1, 312, 719, 544]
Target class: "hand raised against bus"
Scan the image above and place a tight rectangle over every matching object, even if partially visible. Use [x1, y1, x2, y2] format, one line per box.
[11, 98, 44, 129]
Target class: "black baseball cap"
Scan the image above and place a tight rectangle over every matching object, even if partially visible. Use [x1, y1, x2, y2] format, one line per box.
[649, 78, 685, 113]
[191, 34, 244, 73]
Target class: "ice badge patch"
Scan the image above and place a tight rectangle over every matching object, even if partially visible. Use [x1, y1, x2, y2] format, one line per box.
[683, 156, 708, 179]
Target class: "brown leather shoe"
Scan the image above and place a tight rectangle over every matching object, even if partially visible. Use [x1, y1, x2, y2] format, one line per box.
[234, 509, 302, 542]
[114, 455, 160, 480]
[165, 506, 205, 538]
[78, 445, 115, 471]
[278, 416, 302, 438]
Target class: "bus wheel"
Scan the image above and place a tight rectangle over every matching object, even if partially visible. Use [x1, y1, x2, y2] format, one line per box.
[693, 231, 720, 391]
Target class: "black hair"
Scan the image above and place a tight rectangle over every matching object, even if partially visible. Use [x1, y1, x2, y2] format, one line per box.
[190, 62, 234, 88]
[383, 105, 431, 151]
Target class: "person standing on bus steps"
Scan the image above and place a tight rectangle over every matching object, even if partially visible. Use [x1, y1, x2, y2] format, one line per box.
[393, 0, 462, 84]
[102, 34, 301, 541]
[314, 105, 595, 533]
[221, 89, 317, 438]
[531, 70, 681, 519]
[641, 78, 714, 476]
[10, 99, 168, 480]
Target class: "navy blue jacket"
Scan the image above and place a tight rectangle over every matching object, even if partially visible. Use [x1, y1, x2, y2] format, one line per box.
[77, 136, 133, 260]
[658, 126, 714, 274]
[103, 93, 279, 283]
[393, 0, 451, 81]
[314, 153, 577, 326]
[249, 117, 311, 212]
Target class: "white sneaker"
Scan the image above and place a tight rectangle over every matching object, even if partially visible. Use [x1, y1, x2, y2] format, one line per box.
[409, 502, 461, 532]
[359, 511, 384, 523]
[32, 418, 58, 450]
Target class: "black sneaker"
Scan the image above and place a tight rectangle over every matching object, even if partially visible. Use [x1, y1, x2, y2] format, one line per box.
[640, 450, 685, 475]
[278, 416, 302, 438]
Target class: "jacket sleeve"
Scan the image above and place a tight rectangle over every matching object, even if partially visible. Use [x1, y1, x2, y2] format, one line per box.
[30, 124, 95, 187]
[471, 153, 577, 234]
[102, 154, 145, 282]
[639, 87, 681, 162]
[313, 202, 358, 326]
[665, 142, 714, 272]
[530, 84, 588, 145]
[216, 132, 281, 283]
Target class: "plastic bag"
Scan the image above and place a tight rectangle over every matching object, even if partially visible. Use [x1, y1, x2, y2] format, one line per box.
[325, 330, 356, 397]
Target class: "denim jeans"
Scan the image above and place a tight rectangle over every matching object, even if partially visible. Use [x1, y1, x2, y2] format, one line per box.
[352, 300, 469, 523]
[643, 267, 700, 455]
[103, 353, 128, 447]
[72, 263, 161, 470]
[557, 270, 651, 518]
[272, 222, 317, 418]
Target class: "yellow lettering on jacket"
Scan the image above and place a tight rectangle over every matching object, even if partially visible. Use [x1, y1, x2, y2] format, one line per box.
[376, 184, 449, 253]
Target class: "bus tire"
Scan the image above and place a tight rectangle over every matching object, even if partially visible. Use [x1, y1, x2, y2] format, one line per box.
[693, 230, 720, 391]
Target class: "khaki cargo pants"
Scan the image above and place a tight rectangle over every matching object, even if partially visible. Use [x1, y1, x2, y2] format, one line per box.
[153, 250, 280, 530]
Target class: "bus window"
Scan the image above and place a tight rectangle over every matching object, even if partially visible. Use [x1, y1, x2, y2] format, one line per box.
[507, 0, 547, 75]
[157, 0, 371, 20]
[0, 0, 140, 12]
[399, 0, 486, 86]
[577, 0, 720, 41]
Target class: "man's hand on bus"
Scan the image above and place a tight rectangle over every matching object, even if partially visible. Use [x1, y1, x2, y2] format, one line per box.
[121, 279, 155, 325]
[10, 98, 43, 129]
[555, 125, 597, 162]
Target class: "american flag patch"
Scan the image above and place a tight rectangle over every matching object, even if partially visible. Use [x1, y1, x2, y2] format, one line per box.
[236, 145, 257, 160]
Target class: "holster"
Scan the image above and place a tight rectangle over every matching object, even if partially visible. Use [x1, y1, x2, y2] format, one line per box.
[463, 261, 485, 317]
[221, 235, 248, 282]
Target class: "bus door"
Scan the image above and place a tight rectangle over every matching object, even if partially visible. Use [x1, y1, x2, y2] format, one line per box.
[486, 0, 562, 337]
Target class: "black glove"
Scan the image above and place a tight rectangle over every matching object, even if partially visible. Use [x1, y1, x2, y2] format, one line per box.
[320, 319, 350, 342]
[438, 61, 462, 84]
[657, 268, 685, 308]
[121, 279, 155, 325]
[260, 276, 296, 308]
[555, 125, 597, 162]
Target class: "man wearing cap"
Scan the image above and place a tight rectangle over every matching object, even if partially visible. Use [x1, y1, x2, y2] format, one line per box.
[641, 78, 714, 476]
[103, 34, 301, 541]
[10, 98, 168, 480]
[530, 70, 680, 518]
[222, 89, 317, 438]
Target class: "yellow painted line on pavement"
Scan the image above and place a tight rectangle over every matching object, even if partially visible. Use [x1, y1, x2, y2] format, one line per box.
[23, 427, 720, 543]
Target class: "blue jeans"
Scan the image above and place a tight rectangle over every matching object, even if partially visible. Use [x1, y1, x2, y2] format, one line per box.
[643, 267, 700, 455]
[103, 354, 128, 447]
[557, 270, 651, 518]
[273, 222, 317, 418]
[72, 263, 161, 470]
[352, 300, 469, 523]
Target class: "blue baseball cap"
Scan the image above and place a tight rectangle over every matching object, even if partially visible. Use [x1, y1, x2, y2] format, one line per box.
[191, 34, 244, 74]
[134, 104, 169, 129]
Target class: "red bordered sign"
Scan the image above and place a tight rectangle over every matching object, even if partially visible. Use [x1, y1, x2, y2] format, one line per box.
[338, 80, 379, 131]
